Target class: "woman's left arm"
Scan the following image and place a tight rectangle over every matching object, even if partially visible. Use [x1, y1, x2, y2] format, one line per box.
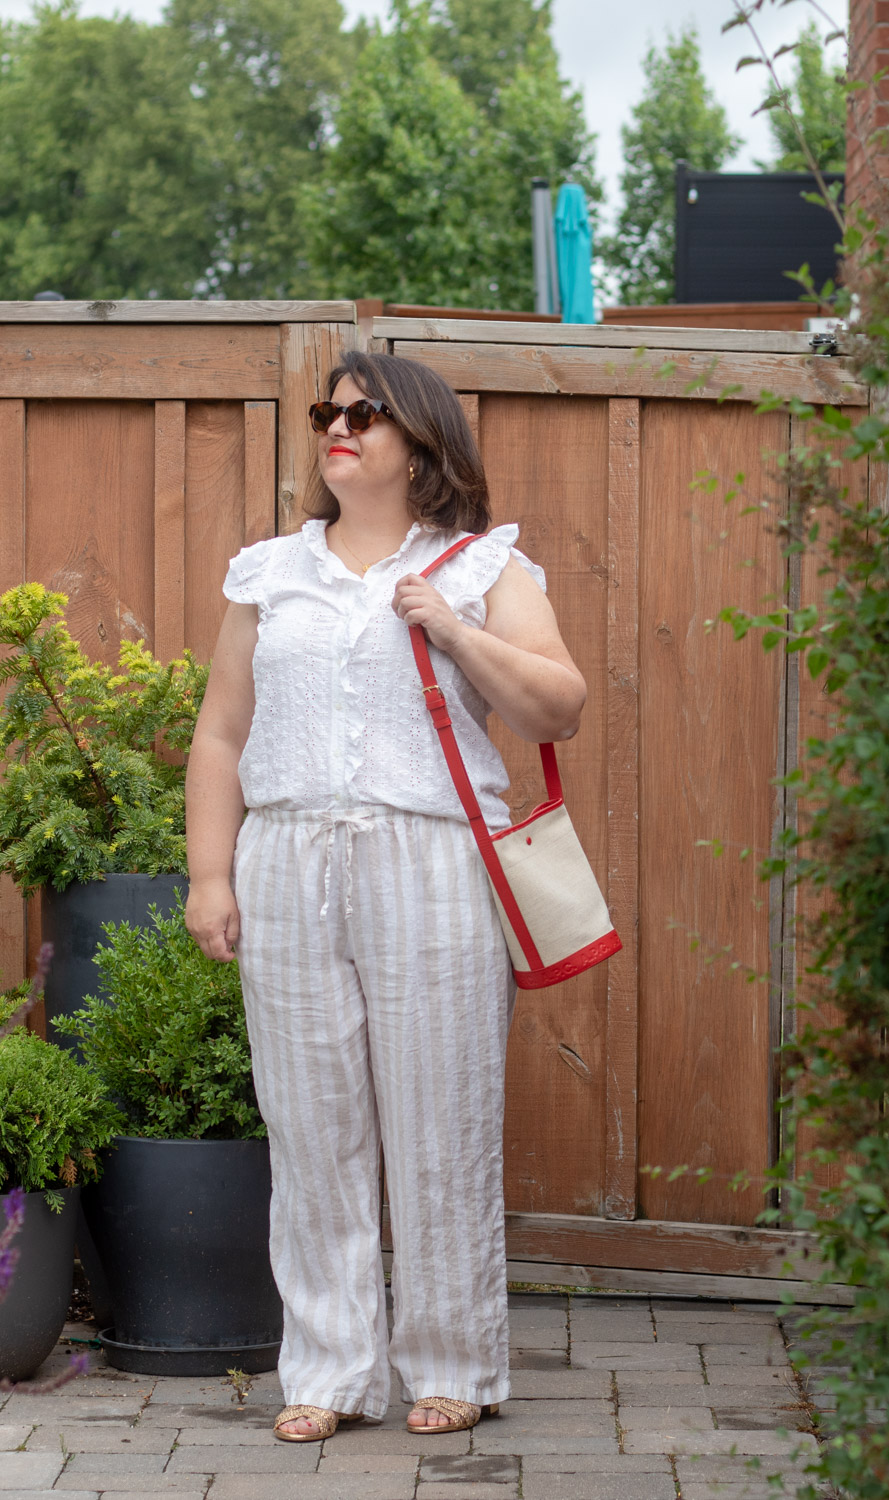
[392, 557, 586, 742]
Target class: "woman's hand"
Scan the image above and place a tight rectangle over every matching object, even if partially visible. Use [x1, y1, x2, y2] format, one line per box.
[392, 573, 467, 654]
[185, 878, 241, 962]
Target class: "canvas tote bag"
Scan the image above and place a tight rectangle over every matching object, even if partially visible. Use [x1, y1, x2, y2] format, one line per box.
[410, 535, 622, 990]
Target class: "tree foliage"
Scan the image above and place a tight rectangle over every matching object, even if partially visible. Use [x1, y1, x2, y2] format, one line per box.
[757, 21, 846, 174]
[601, 24, 743, 305]
[310, 0, 598, 308]
[0, 0, 597, 308]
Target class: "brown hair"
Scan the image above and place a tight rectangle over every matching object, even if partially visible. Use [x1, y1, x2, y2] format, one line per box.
[303, 351, 491, 534]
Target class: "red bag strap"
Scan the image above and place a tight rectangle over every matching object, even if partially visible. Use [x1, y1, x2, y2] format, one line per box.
[409, 533, 564, 970]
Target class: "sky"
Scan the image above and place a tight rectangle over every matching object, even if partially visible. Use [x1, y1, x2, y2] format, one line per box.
[0, 0, 849, 234]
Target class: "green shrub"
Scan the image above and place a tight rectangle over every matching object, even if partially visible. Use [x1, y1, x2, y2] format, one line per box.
[0, 1026, 123, 1197]
[55, 901, 265, 1141]
[0, 583, 207, 894]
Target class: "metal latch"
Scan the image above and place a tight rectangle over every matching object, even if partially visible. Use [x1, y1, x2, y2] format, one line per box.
[809, 331, 839, 356]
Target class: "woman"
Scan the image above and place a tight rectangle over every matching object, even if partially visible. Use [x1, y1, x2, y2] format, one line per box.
[185, 351, 586, 1442]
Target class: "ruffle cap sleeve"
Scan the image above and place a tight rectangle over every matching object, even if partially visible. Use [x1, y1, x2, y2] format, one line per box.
[222, 538, 277, 607]
[445, 523, 546, 628]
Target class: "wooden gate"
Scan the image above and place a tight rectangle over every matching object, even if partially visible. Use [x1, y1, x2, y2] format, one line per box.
[0, 301, 357, 993]
[373, 317, 868, 1299]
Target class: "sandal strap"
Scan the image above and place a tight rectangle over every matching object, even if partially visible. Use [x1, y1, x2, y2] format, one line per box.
[413, 1396, 481, 1423]
[274, 1404, 339, 1438]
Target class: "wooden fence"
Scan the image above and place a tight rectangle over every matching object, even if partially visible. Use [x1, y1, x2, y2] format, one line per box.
[0, 303, 868, 1297]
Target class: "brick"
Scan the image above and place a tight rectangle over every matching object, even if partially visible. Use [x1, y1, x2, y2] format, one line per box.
[59, 1493, 206, 1500]
[705, 1388, 795, 1411]
[507, 1326, 568, 1349]
[509, 1349, 568, 1372]
[507, 1307, 569, 1330]
[523, 1477, 676, 1500]
[304, 1428, 469, 1456]
[675, 1455, 816, 1480]
[147, 1377, 276, 1406]
[619, 1406, 716, 1432]
[419, 1487, 518, 1498]
[54, 1476, 209, 1493]
[420, 1455, 518, 1484]
[0, 1398, 143, 1423]
[318, 1454, 420, 1472]
[656, 1325, 783, 1346]
[571, 1344, 703, 1372]
[137, 1404, 272, 1429]
[474, 1435, 619, 1455]
[702, 1347, 790, 1368]
[0, 1450, 65, 1489]
[508, 1371, 612, 1399]
[174, 1426, 281, 1446]
[703, 1368, 789, 1387]
[0, 1429, 31, 1451]
[623, 1429, 818, 1457]
[617, 1381, 709, 1406]
[166, 1445, 317, 1474]
[64, 1452, 167, 1475]
[26, 1426, 172, 1453]
[209, 1475, 416, 1499]
[523, 1455, 671, 1473]
[654, 1309, 777, 1325]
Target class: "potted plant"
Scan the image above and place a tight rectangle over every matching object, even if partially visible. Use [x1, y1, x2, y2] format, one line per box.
[0, 989, 123, 1381]
[56, 900, 283, 1377]
[0, 583, 207, 1044]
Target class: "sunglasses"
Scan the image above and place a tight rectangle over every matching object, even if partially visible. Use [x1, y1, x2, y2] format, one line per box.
[309, 398, 395, 434]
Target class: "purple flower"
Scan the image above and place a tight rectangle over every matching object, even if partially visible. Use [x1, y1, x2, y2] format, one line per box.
[0, 1245, 20, 1301]
[3, 1186, 25, 1231]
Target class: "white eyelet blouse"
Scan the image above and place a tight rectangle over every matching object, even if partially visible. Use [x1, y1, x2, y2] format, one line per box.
[222, 520, 546, 829]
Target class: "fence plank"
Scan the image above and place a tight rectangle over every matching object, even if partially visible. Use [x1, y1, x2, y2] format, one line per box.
[278, 323, 318, 536]
[604, 399, 640, 1220]
[0, 325, 279, 400]
[376, 316, 820, 355]
[0, 301, 356, 324]
[153, 402, 186, 663]
[388, 340, 867, 406]
[244, 402, 277, 547]
[184, 404, 246, 665]
[0, 399, 26, 991]
[480, 393, 611, 1217]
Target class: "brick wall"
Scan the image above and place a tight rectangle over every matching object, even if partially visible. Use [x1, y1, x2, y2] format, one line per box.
[847, 0, 889, 215]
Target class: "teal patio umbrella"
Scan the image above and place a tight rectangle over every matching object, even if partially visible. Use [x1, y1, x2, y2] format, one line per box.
[554, 183, 595, 324]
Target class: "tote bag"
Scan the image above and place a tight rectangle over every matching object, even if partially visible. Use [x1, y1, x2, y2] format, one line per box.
[411, 535, 621, 990]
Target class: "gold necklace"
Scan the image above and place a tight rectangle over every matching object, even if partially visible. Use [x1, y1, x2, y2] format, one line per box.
[337, 531, 373, 574]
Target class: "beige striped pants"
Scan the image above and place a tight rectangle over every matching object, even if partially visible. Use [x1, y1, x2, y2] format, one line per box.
[233, 805, 516, 1419]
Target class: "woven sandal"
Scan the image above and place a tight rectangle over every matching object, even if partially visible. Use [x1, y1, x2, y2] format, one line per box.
[407, 1397, 499, 1434]
[273, 1405, 364, 1443]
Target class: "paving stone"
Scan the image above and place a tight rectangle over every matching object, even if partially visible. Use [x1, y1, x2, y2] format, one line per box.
[418, 1487, 518, 1499]
[311, 1427, 469, 1456]
[568, 1313, 656, 1339]
[507, 1326, 568, 1349]
[137, 1404, 272, 1429]
[656, 1325, 784, 1346]
[208, 1475, 416, 1499]
[64, 1452, 167, 1475]
[619, 1406, 716, 1432]
[420, 1455, 518, 1484]
[507, 1307, 570, 1330]
[571, 1343, 703, 1372]
[523, 1455, 672, 1473]
[58, 1492, 207, 1500]
[703, 1368, 791, 1387]
[616, 1381, 710, 1406]
[174, 1426, 280, 1446]
[147, 1378, 276, 1407]
[1, 1493, 100, 1499]
[0, 1430, 30, 1452]
[507, 1292, 570, 1310]
[653, 1309, 776, 1326]
[25, 1426, 172, 1453]
[679, 1487, 808, 1499]
[522, 1475, 676, 1500]
[623, 1429, 818, 1457]
[509, 1349, 568, 1371]
[474, 1435, 619, 1456]
[0, 1450, 65, 1489]
[0, 1398, 144, 1423]
[675, 1455, 816, 1481]
[485, 1399, 614, 1436]
[318, 1454, 420, 1472]
[715, 1411, 810, 1433]
[702, 1347, 789, 1368]
[166, 1444, 318, 1473]
[55, 1475, 210, 1492]
[705, 1388, 797, 1411]
[508, 1370, 612, 1399]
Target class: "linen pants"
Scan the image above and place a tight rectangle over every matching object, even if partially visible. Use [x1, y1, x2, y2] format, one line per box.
[233, 804, 516, 1420]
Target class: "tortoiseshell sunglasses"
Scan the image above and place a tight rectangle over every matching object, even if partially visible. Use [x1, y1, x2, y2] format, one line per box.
[308, 398, 395, 434]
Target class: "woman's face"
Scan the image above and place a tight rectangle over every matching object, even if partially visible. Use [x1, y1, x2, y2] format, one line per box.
[318, 375, 413, 504]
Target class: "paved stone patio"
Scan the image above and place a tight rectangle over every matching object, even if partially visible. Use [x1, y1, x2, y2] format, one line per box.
[0, 1292, 834, 1499]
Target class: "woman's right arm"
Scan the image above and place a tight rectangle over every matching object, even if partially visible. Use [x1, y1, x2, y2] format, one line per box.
[185, 602, 258, 961]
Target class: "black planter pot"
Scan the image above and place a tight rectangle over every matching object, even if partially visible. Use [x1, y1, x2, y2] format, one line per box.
[81, 1136, 283, 1376]
[41, 873, 188, 1052]
[0, 1186, 80, 1382]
